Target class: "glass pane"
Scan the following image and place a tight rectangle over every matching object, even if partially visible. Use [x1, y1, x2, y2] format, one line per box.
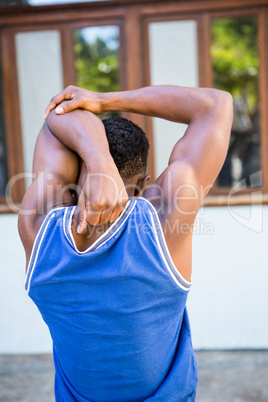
[15, 30, 63, 186]
[149, 20, 198, 177]
[0, 41, 9, 198]
[211, 16, 261, 189]
[73, 25, 120, 118]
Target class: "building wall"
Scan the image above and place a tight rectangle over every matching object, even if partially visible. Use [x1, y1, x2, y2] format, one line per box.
[0, 214, 52, 354]
[189, 204, 268, 349]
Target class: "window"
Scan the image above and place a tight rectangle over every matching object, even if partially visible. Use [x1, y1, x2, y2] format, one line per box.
[15, 29, 64, 187]
[73, 25, 121, 118]
[145, 8, 268, 202]
[148, 19, 198, 177]
[74, 25, 120, 93]
[211, 16, 261, 191]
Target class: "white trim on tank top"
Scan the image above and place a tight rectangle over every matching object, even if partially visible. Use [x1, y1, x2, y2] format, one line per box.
[139, 197, 192, 291]
[24, 207, 65, 292]
[64, 199, 137, 254]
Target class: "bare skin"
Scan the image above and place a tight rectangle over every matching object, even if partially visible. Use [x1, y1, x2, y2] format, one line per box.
[19, 85, 233, 282]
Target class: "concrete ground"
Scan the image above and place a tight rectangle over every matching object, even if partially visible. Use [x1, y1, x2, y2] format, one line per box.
[0, 351, 267, 402]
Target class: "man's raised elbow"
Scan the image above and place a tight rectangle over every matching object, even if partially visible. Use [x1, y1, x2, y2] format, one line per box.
[200, 88, 233, 119]
[206, 90, 233, 130]
[46, 109, 56, 132]
[213, 90, 233, 115]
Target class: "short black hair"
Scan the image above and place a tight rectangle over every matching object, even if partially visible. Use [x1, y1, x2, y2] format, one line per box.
[103, 117, 149, 180]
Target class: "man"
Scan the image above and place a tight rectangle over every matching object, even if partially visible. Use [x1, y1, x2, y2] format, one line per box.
[19, 85, 233, 401]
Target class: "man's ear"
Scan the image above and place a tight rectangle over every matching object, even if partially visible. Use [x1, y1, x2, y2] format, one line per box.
[134, 174, 150, 197]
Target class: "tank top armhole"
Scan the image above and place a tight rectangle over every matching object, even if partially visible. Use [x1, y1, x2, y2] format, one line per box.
[139, 197, 192, 292]
[24, 207, 64, 293]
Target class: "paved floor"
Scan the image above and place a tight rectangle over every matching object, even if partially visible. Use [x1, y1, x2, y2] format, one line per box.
[0, 351, 267, 402]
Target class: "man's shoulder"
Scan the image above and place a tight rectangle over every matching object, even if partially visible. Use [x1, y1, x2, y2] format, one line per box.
[19, 205, 67, 269]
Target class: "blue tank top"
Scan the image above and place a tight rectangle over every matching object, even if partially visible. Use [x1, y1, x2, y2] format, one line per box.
[25, 197, 198, 401]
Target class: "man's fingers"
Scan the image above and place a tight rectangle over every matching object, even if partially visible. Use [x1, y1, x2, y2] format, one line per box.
[55, 98, 84, 115]
[77, 194, 89, 234]
[83, 201, 102, 227]
[109, 205, 123, 223]
[99, 209, 113, 225]
[44, 102, 56, 120]
[77, 201, 104, 232]
[85, 203, 125, 226]
[44, 88, 74, 119]
[44, 95, 67, 119]
[77, 205, 87, 234]
[77, 204, 124, 233]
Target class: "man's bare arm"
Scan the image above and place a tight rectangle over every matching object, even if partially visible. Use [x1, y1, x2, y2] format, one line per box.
[18, 122, 79, 268]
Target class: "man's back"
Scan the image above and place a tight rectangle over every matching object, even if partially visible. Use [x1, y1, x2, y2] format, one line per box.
[25, 198, 197, 401]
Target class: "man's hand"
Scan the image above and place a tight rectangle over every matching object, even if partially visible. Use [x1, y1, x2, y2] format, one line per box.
[75, 161, 128, 234]
[44, 85, 106, 119]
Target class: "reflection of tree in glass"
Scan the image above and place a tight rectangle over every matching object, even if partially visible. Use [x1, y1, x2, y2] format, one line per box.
[212, 17, 258, 117]
[74, 31, 120, 94]
[211, 17, 261, 188]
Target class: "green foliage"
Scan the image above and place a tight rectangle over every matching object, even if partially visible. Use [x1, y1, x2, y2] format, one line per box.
[212, 17, 261, 188]
[74, 30, 120, 93]
[211, 16, 258, 114]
